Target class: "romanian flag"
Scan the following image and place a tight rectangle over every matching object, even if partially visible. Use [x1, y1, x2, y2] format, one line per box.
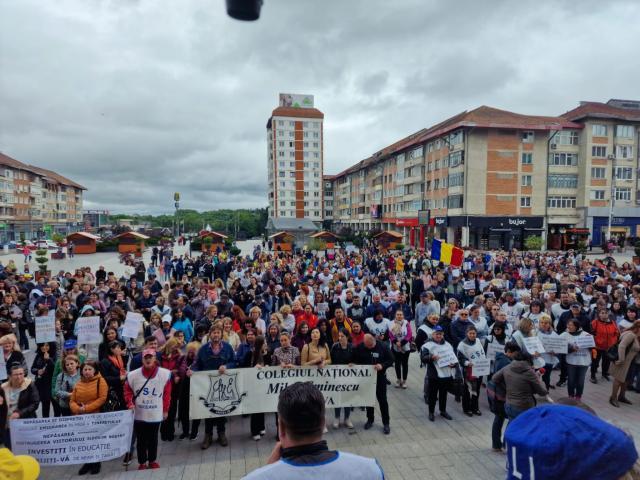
[431, 238, 464, 267]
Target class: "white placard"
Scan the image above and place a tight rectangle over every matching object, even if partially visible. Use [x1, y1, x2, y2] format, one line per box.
[122, 312, 144, 339]
[523, 337, 545, 355]
[539, 335, 568, 354]
[189, 366, 376, 419]
[35, 311, 56, 343]
[472, 358, 491, 377]
[573, 334, 595, 350]
[486, 341, 504, 361]
[76, 316, 102, 345]
[10, 410, 134, 466]
[0, 355, 6, 380]
[433, 344, 458, 368]
[463, 280, 476, 290]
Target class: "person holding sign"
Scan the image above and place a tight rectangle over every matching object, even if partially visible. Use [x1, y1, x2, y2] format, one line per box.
[69, 360, 107, 475]
[511, 318, 545, 370]
[559, 319, 592, 401]
[420, 325, 457, 422]
[124, 348, 171, 470]
[1, 365, 39, 449]
[0, 336, 26, 384]
[456, 326, 486, 416]
[536, 315, 560, 391]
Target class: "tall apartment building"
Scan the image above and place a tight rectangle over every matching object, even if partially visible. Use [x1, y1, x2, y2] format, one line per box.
[0, 152, 85, 242]
[322, 174, 334, 227]
[328, 100, 640, 250]
[266, 94, 324, 223]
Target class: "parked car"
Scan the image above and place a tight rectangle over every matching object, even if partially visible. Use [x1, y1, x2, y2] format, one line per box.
[36, 239, 59, 250]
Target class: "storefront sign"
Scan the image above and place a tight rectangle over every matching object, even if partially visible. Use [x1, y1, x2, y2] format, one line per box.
[189, 366, 376, 419]
[396, 218, 419, 227]
[10, 410, 134, 466]
[448, 216, 544, 228]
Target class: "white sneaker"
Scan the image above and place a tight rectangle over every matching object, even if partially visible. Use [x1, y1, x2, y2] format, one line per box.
[345, 420, 354, 429]
[252, 435, 261, 441]
[332, 420, 340, 429]
[323, 426, 328, 434]
[259, 430, 266, 436]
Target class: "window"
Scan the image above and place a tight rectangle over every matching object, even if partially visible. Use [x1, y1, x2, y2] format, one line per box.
[521, 131, 534, 143]
[547, 196, 576, 208]
[448, 195, 463, 208]
[521, 153, 532, 164]
[552, 130, 579, 145]
[615, 187, 631, 201]
[289, 121, 295, 127]
[591, 167, 606, 179]
[434, 160, 440, 170]
[449, 151, 464, 168]
[278, 141, 284, 147]
[449, 130, 464, 145]
[548, 152, 578, 166]
[303, 131, 309, 138]
[289, 161, 295, 167]
[591, 146, 607, 157]
[616, 145, 634, 159]
[590, 190, 605, 200]
[278, 151, 284, 157]
[278, 171, 285, 178]
[313, 142, 319, 148]
[615, 125, 634, 138]
[434, 179, 440, 189]
[303, 121, 309, 127]
[289, 131, 294, 138]
[303, 142, 309, 148]
[520, 197, 531, 207]
[313, 132, 319, 138]
[448, 172, 464, 187]
[289, 172, 295, 178]
[548, 174, 578, 188]
[592, 124, 608, 136]
[409, 146, 424, 159]
[521, 175, 532, 186]
[615, 167, 633, 180]
[277, 120, 283, 126]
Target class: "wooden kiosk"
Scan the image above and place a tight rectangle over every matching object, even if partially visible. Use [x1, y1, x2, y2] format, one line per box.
[373, 230, 403, 252]
[199, 230, 228, 253]
[66, 232, 100, 254]
[269, 231, 295, 252]
[115, 232, 149, 257]
[309, 230, 340, 248]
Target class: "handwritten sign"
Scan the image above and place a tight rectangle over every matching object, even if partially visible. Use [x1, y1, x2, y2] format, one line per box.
[434, 344, 458, 368]
[542, 283, 556, 292]
[539, 335, 568, 354]
[463, 280, 476, 290]
[574, 334, 595, 350]
[77, 316, 102, 345]
[472, 358, 491, 377]
[35, 311, 56, 343]
[523, 337, 545, 355]
[486, 341, 504, 361]
[122, 312, 144, 339]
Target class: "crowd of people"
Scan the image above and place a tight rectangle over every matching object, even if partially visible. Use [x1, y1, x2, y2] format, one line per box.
[0, 239, 639, 475]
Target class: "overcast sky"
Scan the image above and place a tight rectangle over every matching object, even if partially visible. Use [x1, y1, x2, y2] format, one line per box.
[1, 0, 639, 214]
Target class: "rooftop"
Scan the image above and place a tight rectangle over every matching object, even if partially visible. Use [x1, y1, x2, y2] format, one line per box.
[561, 100, 640, 122]
[0, 152, 86, 190]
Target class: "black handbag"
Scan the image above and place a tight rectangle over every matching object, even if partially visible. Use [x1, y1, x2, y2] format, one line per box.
[97, 380, 122, 412]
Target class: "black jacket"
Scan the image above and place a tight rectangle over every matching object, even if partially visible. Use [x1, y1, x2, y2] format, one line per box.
[353, 341, 393, 380]
[330, 342, 353, 365]
[2, 378, 40, 419]
[100, 357, 125, 408]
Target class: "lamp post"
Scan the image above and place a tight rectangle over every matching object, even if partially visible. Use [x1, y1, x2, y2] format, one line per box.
[607, 154, 616, 242]
[173, 192, 180, 239]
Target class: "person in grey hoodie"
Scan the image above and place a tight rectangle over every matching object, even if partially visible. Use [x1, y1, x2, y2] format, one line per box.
[492, 351, 548, 420]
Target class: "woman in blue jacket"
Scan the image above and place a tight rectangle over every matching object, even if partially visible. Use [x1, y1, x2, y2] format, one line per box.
[170, 308, 194, 343]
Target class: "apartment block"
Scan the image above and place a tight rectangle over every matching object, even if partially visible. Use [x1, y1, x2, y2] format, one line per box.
[266, 94, 324, 224]
[328, 100, 640, 250]
[0, 152, 85, 242]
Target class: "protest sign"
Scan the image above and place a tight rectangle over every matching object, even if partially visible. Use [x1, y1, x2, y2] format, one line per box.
[542, 283, 556, 292]
[35, 310, 56, 343]
[523, 337, 545, 355]
[10, 410, 134, 466]
[122, 312, 144, 339]
[463, 280, 475, 290]
[433, 344, 458, 368]
[472, 358, 491, 377]
[76, 316, 102, 345]
[539, 335, 568, 354]
[485, 341, 504, 361]
[190, 366, 376, 419]
[0, 355, 6, 380]
[574, 334, 595, 350]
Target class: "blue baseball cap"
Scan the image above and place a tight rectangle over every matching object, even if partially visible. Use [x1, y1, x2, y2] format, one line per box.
[63, 339, 77, 350]
[433, 325, 444, 332]
[505, 405, 638, 480]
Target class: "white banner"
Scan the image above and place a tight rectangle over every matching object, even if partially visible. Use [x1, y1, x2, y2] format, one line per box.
[10, 410, 134, 466]
[189, 366, 376, 419]
[539, 335, 568, 354]
[35, 311, 56, 343]
[77, 316, 102, 345]
[472, 358, 491, 377]
[122, 312, 144, 339]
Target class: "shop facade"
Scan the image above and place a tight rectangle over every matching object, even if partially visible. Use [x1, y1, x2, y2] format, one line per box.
[581, 206, 640, 246]
[447, 216, 545, 250]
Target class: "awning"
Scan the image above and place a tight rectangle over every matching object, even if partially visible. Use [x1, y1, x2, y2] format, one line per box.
[566, 228, 590, 234]
[608, 227, 628, 233]
[524, 228, 545, 231]
[489, 228, 511, 232]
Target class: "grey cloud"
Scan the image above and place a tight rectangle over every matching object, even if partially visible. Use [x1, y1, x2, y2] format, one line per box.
[1, 0, 639, 214]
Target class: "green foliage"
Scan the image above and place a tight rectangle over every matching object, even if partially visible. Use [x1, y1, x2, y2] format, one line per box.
[576, 240, 588, 254]
[395, 243, 405, 251]
[35, 248, 49, 274]
[229, 245, 241, 256]
[307, 238, 327, 251]
[52, 233, 65, 244]
[203, 236, 213, 246]
[109, 208, 268, 239]
[96, 239, 118, 252]
[524, 235, 543, 251]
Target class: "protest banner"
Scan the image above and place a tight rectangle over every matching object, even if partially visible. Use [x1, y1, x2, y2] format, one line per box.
[486, 341, 504, 361]
[433, 344, 458, 368]
[472, 358, 491, 377]
[10, 410, 134, 466]
[190, 366, 376, 419]
[76, 316, 102, 345]
[523, 337, 545, 355]
[574, 334, 596, 350]
[35, 310, 56, 343]
[539, 335, 568, 354]
[122, 312, 144, 339]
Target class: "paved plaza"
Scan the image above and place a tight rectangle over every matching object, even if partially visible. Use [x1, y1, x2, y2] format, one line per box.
[6, 241, 636, 479]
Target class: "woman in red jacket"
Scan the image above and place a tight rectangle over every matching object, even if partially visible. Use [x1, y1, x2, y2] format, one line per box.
[159, 337, 186, 441]
[298, 304, 318, 330]
[590, 308, 619, 383]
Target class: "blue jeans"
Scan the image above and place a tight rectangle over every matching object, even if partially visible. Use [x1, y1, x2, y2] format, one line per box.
[334, 407, 351, 420]
[505, 403, 526, 420]
[567, 365, 588, 398]
[491, 411, 506, 449]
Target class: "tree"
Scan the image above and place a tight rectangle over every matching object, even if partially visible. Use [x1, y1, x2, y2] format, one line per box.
[524, 235, 543, 251]
[35, 248, 49, 275]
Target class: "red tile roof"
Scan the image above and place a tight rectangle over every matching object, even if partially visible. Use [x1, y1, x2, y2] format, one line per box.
[271, 107, 324, 119]
[560, 101, 640, 122]
[0, 152, 86, 190]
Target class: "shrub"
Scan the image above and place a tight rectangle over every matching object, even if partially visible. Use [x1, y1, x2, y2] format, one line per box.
[524, 235, 543, 251]
[52, 233, 65, 244]
[307, 238, 327, 251]
[635, 239, 640, 257]
[35, 248, 49, 274]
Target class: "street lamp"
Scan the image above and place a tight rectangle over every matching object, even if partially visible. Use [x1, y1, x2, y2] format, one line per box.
[607, 154, 616, 242]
